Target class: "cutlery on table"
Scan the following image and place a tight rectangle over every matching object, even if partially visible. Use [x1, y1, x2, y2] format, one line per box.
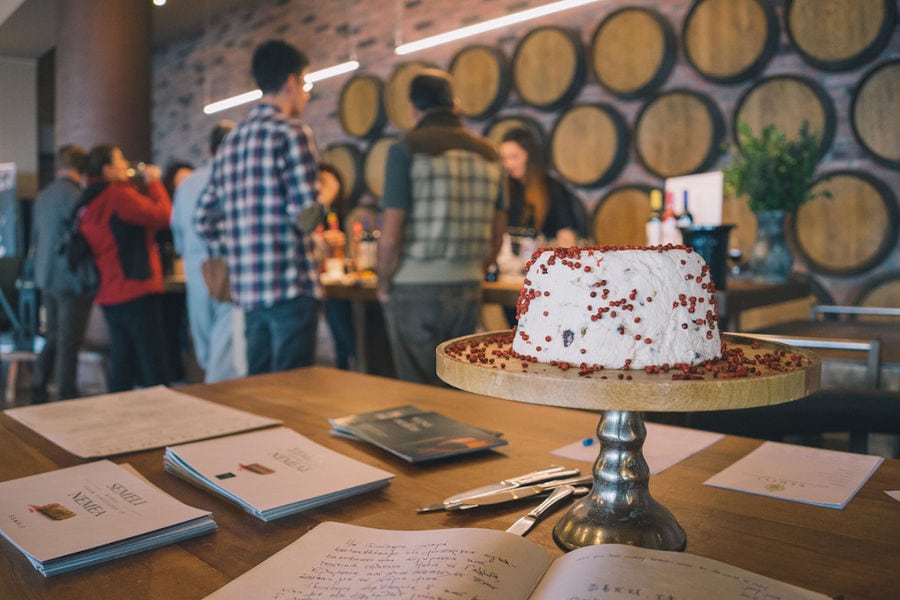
[455, 474, 594, 509]
[505, 484, 586, 536]
[416, 466, 580, 513]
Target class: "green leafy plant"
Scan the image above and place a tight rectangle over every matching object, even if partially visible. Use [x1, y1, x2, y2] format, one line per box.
[723, 120, 830, 212]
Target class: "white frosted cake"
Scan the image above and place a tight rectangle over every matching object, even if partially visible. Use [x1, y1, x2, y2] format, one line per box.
[512, 246, 721, 369]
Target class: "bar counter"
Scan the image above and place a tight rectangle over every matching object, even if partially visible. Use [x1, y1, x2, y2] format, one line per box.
[2, 367, 898, 599]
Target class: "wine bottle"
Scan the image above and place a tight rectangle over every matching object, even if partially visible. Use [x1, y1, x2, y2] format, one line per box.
[645, 189, 663, 245]
[677, 190, 694, 229]
[661, 190, 680, 245]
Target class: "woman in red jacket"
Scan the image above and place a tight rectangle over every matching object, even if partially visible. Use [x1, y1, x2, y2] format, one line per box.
[79, 145, 173, 392]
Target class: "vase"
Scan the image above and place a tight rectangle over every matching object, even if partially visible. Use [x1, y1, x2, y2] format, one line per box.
[749, 209, 793, 283]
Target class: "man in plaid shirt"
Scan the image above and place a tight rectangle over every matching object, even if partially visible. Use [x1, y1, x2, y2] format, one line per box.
[195, 40, 331, 375]
[377, 69, 507, 385]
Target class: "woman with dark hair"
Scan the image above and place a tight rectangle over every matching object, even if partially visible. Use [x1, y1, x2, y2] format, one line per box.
[78, 144, 172, 392]
[498, 127, 585, 247]
[317, 162, 357, 370]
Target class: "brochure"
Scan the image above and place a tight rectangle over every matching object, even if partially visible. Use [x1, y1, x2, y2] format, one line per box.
[330, 405, 506, 462]
[164, 427, 394, 521]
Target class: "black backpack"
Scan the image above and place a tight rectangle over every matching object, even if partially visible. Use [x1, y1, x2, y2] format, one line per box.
[58, 192, 100, 295]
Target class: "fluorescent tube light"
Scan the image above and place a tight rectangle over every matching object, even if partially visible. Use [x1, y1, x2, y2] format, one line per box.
[395, 0, 600, 55]
[203, 60, 360, 115]
[203, 89, 263, 115]
[305, 60, 360, 83]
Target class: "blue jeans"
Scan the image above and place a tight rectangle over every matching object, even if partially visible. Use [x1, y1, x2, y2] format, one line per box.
[244, 295, 320, 375]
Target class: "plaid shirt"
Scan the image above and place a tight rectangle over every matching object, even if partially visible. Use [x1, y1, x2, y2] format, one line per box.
[194, 103, 322, 310]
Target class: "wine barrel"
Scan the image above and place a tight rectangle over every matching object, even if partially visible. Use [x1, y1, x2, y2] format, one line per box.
[734, 75, 835, 156]
[338, 73, 386, 139]
[363, 136, 397, 199]
[448, 45, 510, 120]
[590, 7, 675, 99]
[591, 185, 653, 246]
[384, 61, 435, 131]
[482, 114, 546, 149]
[550, 103, 628, 188]
[785, 0, 896, 72]
[853, 271, 900, 310]
[512, 26, 585, 111]
[319, 143, 364, 209]
[634, 89, 724, 178]
[683, 0, 777, 84]
[792, 170, 898, 276]
[851, 59, 900, 169]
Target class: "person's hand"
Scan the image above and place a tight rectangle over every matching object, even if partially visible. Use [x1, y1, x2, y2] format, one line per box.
[143, 164, 162, 183]
[376, 283, 390, 303]
[320, 229, 346, 249]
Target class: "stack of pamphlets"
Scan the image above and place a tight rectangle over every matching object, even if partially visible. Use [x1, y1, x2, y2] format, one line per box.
[329, 405, 507, 463]
[164, 427, 394, 521]
[0, 460, 215, 576]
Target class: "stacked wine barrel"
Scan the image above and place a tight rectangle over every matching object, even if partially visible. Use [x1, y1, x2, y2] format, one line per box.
[329, 0, 898, 306]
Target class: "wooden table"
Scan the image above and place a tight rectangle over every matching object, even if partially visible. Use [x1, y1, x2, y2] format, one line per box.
[3, 367, 897, 599]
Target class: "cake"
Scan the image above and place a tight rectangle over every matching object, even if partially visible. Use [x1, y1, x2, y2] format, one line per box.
[512, 246, 721, 369]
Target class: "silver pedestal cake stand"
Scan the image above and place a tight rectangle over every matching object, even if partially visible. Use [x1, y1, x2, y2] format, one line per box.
[436, 331, 821, 551]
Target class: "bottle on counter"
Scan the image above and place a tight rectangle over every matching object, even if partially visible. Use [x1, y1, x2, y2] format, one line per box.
[677, 190, 694, 229]
[355, 217, 378, 274]
[645, 189, 663, 245]
[327, 212, 345, 259]
[661, 190, 681, 245]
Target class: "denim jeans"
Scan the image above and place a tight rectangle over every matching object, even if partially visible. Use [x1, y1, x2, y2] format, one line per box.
[244, 295, 320, 375]
[102, 294, 169, 392]
[381, 282, 481, 386]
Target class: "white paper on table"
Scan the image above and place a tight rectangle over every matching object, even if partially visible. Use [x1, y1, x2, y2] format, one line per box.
[885, 490, 900, 502]
[551, 422, 724, 474]
[704, 441, 883, 509]
[4, 385, 279, 458]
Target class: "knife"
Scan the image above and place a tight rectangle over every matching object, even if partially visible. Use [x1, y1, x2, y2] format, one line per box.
[416, 466, 579, 513]
[455, 474, 594, 509]
[505, 484, 585, 536]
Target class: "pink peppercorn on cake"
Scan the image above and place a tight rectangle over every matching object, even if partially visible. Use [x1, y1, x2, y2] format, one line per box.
[512, 246, 721, 369]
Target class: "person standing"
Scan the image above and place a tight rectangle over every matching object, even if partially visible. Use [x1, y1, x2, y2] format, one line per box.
[195, 39, 336, 375]
[171, 121, 245, 382]
[79, 144, 172, 392]
[30, 145, 93, 403]
[377, 69, 507, 385]
[498, 127, 585, 247]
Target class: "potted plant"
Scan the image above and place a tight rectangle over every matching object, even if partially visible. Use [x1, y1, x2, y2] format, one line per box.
[723, 120, 829, 282]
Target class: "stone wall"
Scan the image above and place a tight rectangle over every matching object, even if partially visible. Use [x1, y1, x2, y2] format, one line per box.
[151, 0, 899, 306]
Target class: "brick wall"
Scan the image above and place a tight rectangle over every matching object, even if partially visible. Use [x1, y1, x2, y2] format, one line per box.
[151, 0, 899, 305]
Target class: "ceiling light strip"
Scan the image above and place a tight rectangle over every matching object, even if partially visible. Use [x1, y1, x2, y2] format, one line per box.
[395, 0, 600, 55]
[203, 60, 360, 115]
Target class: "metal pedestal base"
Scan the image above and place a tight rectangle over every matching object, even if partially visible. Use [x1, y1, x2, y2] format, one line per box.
[552, 410, 686, 551]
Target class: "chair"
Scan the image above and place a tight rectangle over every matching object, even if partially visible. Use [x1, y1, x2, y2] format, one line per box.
[681, 331, 900, 457]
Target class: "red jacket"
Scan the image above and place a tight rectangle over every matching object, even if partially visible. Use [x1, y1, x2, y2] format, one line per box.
[79, 179, 172, 305]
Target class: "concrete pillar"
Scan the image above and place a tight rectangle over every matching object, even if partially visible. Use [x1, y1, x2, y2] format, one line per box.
[55, 0, 152, 162]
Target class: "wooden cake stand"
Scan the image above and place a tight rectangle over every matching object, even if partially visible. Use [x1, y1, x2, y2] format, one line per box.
[436, 331, 821, 552]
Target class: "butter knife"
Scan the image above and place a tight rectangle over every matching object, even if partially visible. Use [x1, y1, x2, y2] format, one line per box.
[505, 484, 584, 536]
[416, 466, 578, 513]
[455, 474, 594, 509]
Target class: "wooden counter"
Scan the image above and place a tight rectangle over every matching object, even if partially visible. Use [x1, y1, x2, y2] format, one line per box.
[1, 367, 898, 599]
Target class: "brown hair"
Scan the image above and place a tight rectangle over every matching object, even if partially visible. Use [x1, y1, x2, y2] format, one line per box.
[501, 127, 549, 231]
